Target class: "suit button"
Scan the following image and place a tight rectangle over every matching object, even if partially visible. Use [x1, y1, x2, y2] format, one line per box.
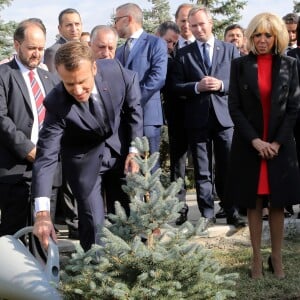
[28, 122, 33, 127]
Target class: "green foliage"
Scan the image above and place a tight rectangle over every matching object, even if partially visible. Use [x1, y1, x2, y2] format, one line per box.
[0, 1, 17, 60]
[60, 137, 238, 299]
[190, 0, 247, 38]
[143, 0, 171, 34]
[294, 1, 300, 13]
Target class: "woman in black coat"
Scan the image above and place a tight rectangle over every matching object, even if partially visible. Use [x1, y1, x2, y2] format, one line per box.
[227, 12, 300, 279]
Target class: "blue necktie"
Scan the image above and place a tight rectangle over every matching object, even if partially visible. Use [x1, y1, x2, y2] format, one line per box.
[202, 43, 211, 72]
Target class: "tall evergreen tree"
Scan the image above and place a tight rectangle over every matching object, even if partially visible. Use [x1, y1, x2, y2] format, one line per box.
[143, 0, 171, 34]
[0, 0, 17, 60]
[190, 0, 247, 38]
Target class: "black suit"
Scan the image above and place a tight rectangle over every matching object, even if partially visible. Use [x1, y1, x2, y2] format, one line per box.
[44, 37, 66, 74]
[32, 59, 143, 251]
[0, 58, 60, 236]
[173, 39, 239, 218]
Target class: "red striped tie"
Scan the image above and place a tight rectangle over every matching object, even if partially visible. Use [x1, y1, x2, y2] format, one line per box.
[28, 70, 45, 129]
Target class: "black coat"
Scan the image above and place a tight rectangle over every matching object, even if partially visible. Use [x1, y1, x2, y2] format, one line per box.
[226, 53, 300, 208]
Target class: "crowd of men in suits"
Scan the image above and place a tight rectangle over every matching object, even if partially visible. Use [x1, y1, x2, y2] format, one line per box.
[0, 3, 299, 252]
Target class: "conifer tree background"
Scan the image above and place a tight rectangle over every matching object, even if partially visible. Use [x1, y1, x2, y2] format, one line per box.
[143, 0, 171, 33]
[60, 137, 238, 299]
[0, 0, 17, 60]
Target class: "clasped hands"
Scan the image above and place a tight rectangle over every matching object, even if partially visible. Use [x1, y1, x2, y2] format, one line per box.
[197, 76, 222, 92]
[252, 138, 280, 160]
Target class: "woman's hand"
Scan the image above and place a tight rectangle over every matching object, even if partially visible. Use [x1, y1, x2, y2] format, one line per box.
[251, 138, 280, 159]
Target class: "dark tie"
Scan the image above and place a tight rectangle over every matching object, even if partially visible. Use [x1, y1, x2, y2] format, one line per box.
[124, 38, 133, 64]
[28, 70, 45, 129]
[89, 94, 109, 134]
[202, 43, 211, 72]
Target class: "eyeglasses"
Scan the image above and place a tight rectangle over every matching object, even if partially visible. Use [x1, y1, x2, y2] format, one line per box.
[113, 15, 128, 24]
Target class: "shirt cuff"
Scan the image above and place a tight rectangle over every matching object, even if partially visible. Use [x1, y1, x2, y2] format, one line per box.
[129, 146, 138, 154]
[195, 82, 200, 94]
[34, 197, 50, 214]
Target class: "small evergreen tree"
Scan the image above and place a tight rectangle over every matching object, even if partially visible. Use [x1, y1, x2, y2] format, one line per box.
[0, 0, 17, 60]
[60, 137, 238, 299]
[190, 0, 247, 38]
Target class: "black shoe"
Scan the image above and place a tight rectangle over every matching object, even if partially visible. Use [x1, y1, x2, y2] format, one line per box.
[227, 215, 246, 228]
[175, 204, 189, 225]
[215, 207, 226, 219]
[202, 217, 216, 230]
[298, 212, 300, 219]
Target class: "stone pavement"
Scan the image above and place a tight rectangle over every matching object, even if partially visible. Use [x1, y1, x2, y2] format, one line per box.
[57, 192, 300, 254]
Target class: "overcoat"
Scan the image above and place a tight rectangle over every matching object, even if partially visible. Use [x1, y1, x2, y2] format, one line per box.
[226, 52, 300, 208]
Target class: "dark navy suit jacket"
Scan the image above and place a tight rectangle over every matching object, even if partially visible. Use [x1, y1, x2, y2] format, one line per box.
[116, 31, 167, 126]
[32, 59, 143, 202]
[172, 39, 239, 129]
[0, 58, 60, 184]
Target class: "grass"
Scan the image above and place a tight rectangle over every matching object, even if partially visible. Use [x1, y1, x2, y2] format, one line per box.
[213, 237, 300, 300]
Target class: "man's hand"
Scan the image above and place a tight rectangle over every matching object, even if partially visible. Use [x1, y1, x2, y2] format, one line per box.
[26, 147, 36, 162]
[33, 211, 57, 250]
[124, 152, 139, 174]
[197, 76, 222, 92]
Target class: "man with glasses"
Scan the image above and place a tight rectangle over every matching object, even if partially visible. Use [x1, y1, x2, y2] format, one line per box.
[114, 3, 167, 172]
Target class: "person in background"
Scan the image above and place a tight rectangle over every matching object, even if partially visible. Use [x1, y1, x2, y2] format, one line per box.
[44, 8, 83, 238]
[0, 18, 60, 237]
[283, 13, 299, 53]
[156, 20, 189, 225]
[287, 15, 300, 220]
[44, 8, 82, 74]
[32, 42, 143, 251]
[80, 31, 90, 46]
[175, 3, 195, 48]
[172, 6, 243, 229]
[114, 3, 168, 172]
[227, 12, 300, 279]
[89, 25, 118, 59]
[224, 24, 248, 56]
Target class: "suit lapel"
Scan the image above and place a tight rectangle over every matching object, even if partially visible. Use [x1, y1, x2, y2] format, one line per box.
[37, 69, 54, 94]
[94, 74, 115, 130]
[190, 42, 206, 74]
[270, 55, 281, 102]
[211, 40, 222, 75]
[126, 31, 147, 67]
[244, 54, 260, 101]
[10, 59, 32, 110]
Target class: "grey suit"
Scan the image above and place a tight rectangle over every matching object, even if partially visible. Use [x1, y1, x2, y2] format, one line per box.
[0, 58, 60, 236]
[173, 39, 239, 218]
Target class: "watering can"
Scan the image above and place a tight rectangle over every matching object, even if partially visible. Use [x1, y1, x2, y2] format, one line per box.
[0, 226, 61, 300]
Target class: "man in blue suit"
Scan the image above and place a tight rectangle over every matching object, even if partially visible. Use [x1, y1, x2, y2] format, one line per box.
[32, 42, 143, 251]
[173, 6, 244, 228]
[114, 3, 167, 170]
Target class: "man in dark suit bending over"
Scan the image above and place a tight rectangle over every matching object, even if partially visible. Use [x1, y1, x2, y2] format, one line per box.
[172, 6, 244, 228]
[32, 42, 143, 251]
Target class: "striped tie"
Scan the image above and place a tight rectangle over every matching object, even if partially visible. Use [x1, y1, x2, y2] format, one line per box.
[28, 70, 45, 129]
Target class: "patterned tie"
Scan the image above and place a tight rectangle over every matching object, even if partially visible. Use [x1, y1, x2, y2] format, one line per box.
[124, 38, 133, 64]
[28, 70, 45, 129]
[202, 43, 211, 73]
[89, 94, 109, 134]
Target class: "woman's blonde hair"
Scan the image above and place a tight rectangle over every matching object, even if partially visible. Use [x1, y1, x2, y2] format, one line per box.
[245, 12, 289, 55]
